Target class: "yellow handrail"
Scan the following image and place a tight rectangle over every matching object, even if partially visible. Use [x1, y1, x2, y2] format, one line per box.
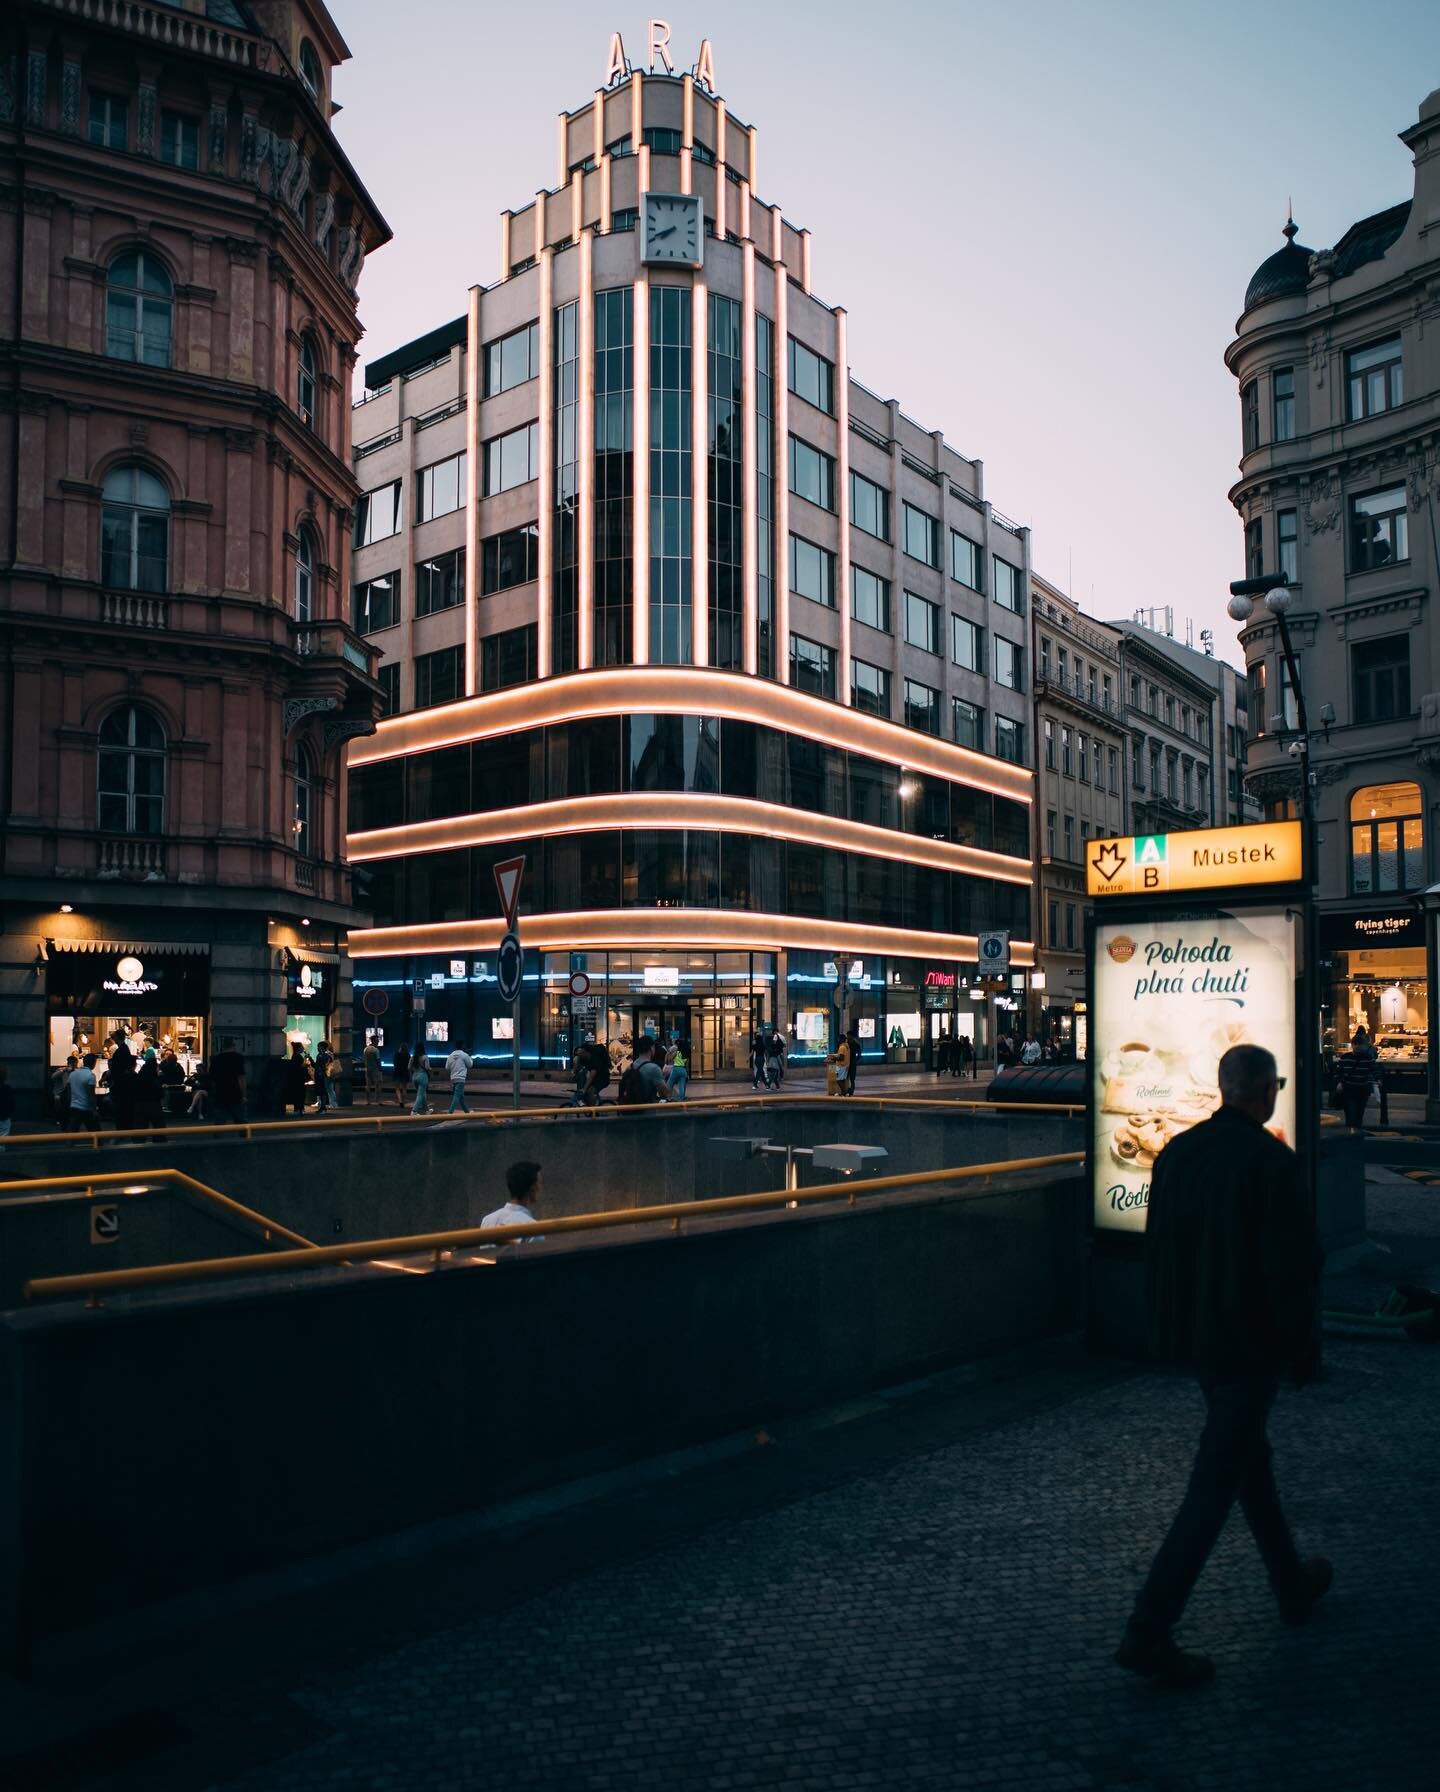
[23, 1151, 1084, 1303]
[0, 1168, 314, 1252]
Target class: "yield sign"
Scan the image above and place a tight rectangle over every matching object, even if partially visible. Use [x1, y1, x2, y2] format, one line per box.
[493, 855, 526, 929]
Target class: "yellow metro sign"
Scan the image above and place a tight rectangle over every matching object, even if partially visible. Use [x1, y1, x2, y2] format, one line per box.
[1086, 820, 1304, 898]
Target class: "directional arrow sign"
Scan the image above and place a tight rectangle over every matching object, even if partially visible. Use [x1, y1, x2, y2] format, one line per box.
[91, 1204, 120, 1245]
[1091, 841, 1127, 884]
[493, 855, 526, 930]
[497, 930, 523, 1004]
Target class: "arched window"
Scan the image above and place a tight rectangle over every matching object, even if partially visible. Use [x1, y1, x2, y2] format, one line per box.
[98, 705, 167, 835]
[1350, 782, 1424, 894]
[297, 335, 318, 430]
[106, 251, 173, 367]
[299, 41, 322, 100]
[295, 527, 316, 622]
[293, 742, 316, 859]
[100, 465, 169, 592]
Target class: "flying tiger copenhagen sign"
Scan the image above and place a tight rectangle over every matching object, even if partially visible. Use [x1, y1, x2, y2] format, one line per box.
[1086, 822, 1303, 899]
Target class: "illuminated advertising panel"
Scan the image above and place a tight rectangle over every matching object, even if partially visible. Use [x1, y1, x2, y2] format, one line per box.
[1092, 907, 1298, 1232]
[1086, 821, 1303, 899]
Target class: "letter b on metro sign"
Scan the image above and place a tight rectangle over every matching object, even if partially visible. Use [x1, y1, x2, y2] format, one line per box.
[1137, 835, 1167, 890]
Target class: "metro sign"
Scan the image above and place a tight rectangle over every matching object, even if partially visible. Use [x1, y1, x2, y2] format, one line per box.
[1087, 821, 1304, 898]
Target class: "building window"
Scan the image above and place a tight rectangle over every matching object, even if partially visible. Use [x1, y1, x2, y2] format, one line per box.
[643, 126, 684, 155]
[1077, 733, 1088, 783]
[354, 480, 402, 545]
[850, 471, 889, 542]
[1182, 759, 1194, 807]
[1039, 635, 1051, 681]
[994, 636, 1024, 691]
[105, 251, 172, 366]
[483, 421, 540, 496]
[1046, 810, 1057, 856]
[1273, 367, 1295, 441]
[100, 464, 169, 591]
[1167, 753, 1179, 800]
[1242, 379, 1259, 452]
[484, 320, 540, 397]
[1150, 744, 1161, 790]
[595, 286, 634, 665]
[482, 523, 539, 595]
[98, 705, 165, 835]
[1043, 717, 1055, 769]
[952, 698, 984, 750]
[159, 111, 199, 169]
[297, 335, 318, 430]
[417, 451, 466, 522]
[650, 286, 692, 663]
[1247, 659, 1267, 732]
[1102, 673, 1112, 710]
[1277, 508, 1298, 585]
[377, 663, 400, 717]
[789, 534, 836, 607]
[1346, 336, 1403, 421]
[606, 135, 633, 158]
[88, 92, 128, 149]
[1063, 814, 1075, 861]
[353, 573, 399, 633]
[904, 590, 941, 654]
[902, 502, 939, 568]
[416, 546, 465, 616]
[294, 527, 316, 622]
[1047, 900, 1059, 945]
[1148, 683, 1158, 716]
[414, 646, 463, 711]
[787, 337, 835, 414]
[1108, 746, 1119, 793]
[299, 40, 323, 99]
[708, 292, 744, 669]
[1129, 672, 1141, 708]
[994, 716, 1025, 764]
[1351, 634, 1411, 724]
[851, 658, 891, 718]
[1131, 738, 1144, 787]
[552, 299, 580, 673]
[951, 614, 982, 673]
[1197, 764, 1209, 814]
[992, 558, 1024, 614]
[1061, 726, 1072, 777]
[482, 623, 539, 691]
[790, 633, 835, 699]
[1245, 516, 1264, 579]
[788, 436, 836, 511]
[951, 531, 982, 591]
[756, 313, 775, 678]
[610, 208, 640, 233]
[1350, 781, 1424, 894]
[903, 678, 941, 735]
[1066, 904, 1076, 950]
[851, 564, 890, 633]
[1349, 486, 1408, 571]
[292, 742, 316, 859]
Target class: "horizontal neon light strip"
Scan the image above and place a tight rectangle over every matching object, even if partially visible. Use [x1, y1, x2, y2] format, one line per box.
[346, 793, 1033, 885]
[347, 667, 1033, 805]
[347, 909, 1036, 968]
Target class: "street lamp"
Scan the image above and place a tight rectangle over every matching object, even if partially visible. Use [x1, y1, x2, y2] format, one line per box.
[1227, 573, 1314, 866]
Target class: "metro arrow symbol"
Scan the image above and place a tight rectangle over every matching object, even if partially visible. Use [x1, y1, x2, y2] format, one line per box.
[1092, 842, 1126, 881]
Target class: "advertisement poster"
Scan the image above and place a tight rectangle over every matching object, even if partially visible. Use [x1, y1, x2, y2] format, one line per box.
[1093, 908, 1297, 1233]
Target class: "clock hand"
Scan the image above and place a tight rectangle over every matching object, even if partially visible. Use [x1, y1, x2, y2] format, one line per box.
[651, 224, 678, 241]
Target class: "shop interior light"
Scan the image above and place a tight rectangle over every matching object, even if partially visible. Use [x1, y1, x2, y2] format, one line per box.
[60, 903, 74, 914]
[300, 917, 310, 927]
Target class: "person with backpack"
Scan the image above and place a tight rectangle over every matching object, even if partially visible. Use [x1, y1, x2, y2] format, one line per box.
[618, 1037, 670, 1105]
[765, 1031, 785, 1090]
[1336, 1026, 1378, 1130]
[750, 1030, 768, 1090]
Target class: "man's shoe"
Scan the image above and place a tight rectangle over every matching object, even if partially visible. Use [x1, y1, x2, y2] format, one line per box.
[1114, 1628, 1215, 1689]
[1278, 1557, 1333, 1625]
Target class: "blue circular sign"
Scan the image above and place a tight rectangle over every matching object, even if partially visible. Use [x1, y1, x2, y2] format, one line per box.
[497, 931, 523, 1004]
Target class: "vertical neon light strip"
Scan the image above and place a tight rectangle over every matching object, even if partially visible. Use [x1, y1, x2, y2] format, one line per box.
[500, 211, 511, 278]
[835, 306, 851, 707]
[772, 242, 790, 683]
[680, 147, 692, 195]
[578, 229, 595, 670]
[555, 113, 567, 187]
[739, 179, 750, 242]
[632, 271, 650, 663]
[464, 284, 481, 695]
[691, 279, 709, 666]
[749, 125, 758, 194]
[537, 246, 554, 678]
[741, 242, 758, 676]
[600, 155, 612, 232]
[682, 71, 693, 189]
[592, 89, 604, 166]
[631, 71, 643, 157]
[714, 96, 727, 239]
[571, 171, 582, 240]
[801, 230, 812, 294]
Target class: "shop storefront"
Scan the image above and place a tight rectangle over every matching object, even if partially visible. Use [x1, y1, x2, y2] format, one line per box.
[1321, 908, 1429, 1091]
[45, 941, 211, 1100]
[284, 953, 340, 1054]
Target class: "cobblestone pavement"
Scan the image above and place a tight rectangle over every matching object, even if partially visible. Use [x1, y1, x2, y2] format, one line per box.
[5, 1176, 1438, 1792]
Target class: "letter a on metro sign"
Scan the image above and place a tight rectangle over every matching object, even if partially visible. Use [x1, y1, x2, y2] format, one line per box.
[1135, 835, 1167, 891]
[493, 856, 526, 930]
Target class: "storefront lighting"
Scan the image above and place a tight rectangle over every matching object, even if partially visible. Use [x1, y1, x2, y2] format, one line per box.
[300, 917, 310, 927]
[60, 903, 74, 914]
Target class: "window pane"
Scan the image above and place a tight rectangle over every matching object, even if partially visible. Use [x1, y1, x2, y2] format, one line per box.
[849, 472, 888, 541]
[1351, 824, 1374, 894]
[106, 291, 137, 360]
[851, 565, 889, 632]
[951, 614, 981, 671]
[951, 532, 981, 590]
[1403, 818, 1423, 888]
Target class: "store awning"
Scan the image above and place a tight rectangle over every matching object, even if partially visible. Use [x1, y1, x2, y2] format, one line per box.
[49, 939, 209, 956]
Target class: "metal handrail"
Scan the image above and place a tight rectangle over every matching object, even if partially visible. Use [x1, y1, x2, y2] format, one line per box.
[23, 1151, 1085, 1304]
[1, 1168, 314, 1252]
[0, 1091, 1084, 1155]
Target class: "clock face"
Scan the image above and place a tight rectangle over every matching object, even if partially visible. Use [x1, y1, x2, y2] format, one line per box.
[642, 192, 703, 267]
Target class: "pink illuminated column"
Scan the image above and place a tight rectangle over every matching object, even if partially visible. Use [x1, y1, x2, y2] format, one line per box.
[632, 271, 650, 663]
[464, 283, 481, 695]
[578, 229, 596, 669]
[741, 241, 758, 676]
[537, 247, 554, 678]
[773, 250, 790, 683]
[836, 306, 851, 705]
[691, 278, 709, 666]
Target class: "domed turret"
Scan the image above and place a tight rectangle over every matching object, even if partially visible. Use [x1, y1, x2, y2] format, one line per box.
[1243, 217, 1313, 312]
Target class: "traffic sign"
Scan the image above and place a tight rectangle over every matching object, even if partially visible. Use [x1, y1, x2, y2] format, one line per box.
[493, 855, 526, 929]
[497, 929, 523, 1003]
[568, 971, 590, 997]
[91, 1204, 119, 1245]
[362, 987, 388, 1017]
[978, 930, 1010, 971]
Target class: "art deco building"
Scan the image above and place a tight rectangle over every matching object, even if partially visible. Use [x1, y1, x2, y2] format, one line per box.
[1227, 83, 1440, 1109]
[346, 42, 1036, 1074]
[0, 0, 389, 1117]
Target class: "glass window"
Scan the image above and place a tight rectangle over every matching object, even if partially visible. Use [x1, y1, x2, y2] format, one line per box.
[377, 662, 400, 717]
[904, 591, 941, 654]
[481, 623, 538, 691]
[297, 336, 318, 430]
[1043, 717, 1055, 769]
[482, 422, 540, 496]
[294, 527, 315, 622]
[1078, 733, 1089, 782]
[1273, 367, 1295, 441]
[97, 704, 166, 835]
[851, 658, 891, 718]
[1277, 508, 1298, 585]
[1242, 379, 1259, 452]
[707, 292, 743, 669]
[292, 742, 316, 860]
[994, 716, 1025, 764]
[789, 534, 836, 607]
[1351, 635, 1411, 724]
[1350, 486, 1408, 571]
[416, 451, 466, 522]
[415, 546, 464, 616]
[787, 337, 835, 414]
[1063, 815, 1075, 861]
[789, 633, 835, 699]
[756, 313, 775, 678]
[606, 135, 633, 158]
[951, 613, 982, 672]
[992, 558, 1024, 614]
[903, 678, 940, 736]
[1048, 900, 1059, 944]
[643, 126, 683, 155]
[1108, 746, 1120, 792]
[353, 574, 398, 633]
[481, 524, 539, 594]
[354, 480, 401, 546]
[1350, 782, 1424, 894]
[1061, 726, 1072, 776]
[849, 471, 889, 541]
[1244, 516, 1263, 579]
[952, 697, 984, 750]
[596, 284, 635, 666]
[484, 321, 540, 397]
[1046, 810, 1057, 856]
[851, 564, 890, 633]
[902, 502, 939, 569]
[105, 251, 172, 367]
[160, 111, 199, 169]
[100, 464, 169, 591]
[88, 92, 128, 149]
[788, 436, 835, 511]
[951, 531, 981, 591]
[299, 41, 323, 98]
[994, 636, 1024, 691]
[414, 646, 463, 711]
[1346, 336, 1403, 421]
[610, 208, 639, 233]
[649, 286, 692, 665]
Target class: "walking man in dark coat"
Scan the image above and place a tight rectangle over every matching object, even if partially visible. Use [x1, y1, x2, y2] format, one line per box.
[1115, 1043, 1330, 1688]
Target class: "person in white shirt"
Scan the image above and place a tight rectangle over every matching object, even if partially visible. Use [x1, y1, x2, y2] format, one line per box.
[1020, 1036, 1042, 1066]
[66, 1053, 100, 1131]
[480, 1160, 543, 1242]
[445, 1043, 474, 1113]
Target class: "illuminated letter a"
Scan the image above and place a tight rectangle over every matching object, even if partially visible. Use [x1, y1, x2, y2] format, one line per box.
[605, 32, 627, 85]
[696, 38, 716, 91]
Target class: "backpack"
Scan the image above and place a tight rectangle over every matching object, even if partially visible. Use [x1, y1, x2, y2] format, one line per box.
[617, 1064, 652, 1106]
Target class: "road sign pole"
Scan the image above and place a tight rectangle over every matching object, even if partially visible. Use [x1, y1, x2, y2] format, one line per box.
[492, 855, 527, 1112]
[512, 988, 521, 1111]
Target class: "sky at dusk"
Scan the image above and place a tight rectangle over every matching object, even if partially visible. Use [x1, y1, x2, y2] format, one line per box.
[328, 0, 1440, 668]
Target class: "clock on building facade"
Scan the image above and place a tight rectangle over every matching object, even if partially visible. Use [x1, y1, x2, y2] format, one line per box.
[642, 192, 703, 267]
